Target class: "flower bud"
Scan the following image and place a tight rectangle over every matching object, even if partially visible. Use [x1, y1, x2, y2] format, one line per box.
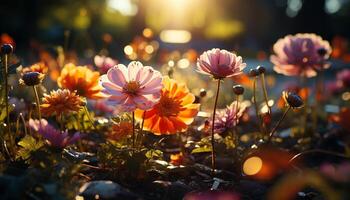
[1, 44, 13, 54]
[249, 69, 259, 77]
[20, 72, 44, 86]
[199, 88, 207, 97]
[282, 91, 303, 108]
[233, 85, 244, 95]
[256, 66, 266, 74]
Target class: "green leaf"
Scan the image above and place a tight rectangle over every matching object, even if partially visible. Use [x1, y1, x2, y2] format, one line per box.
[191, 146, 212, 154]
[145, 149, 163, 159]
[16, 135, 44, 160]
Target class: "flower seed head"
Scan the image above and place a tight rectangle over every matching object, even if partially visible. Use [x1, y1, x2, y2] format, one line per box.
[233, 85, 244, 95]
[20, 72, 45, 86]
[256, 66, 266, 74]
[249, 69, 259, 77]
[282, 91, 304, 108]
[199, 88, 207, 97]
[1, 44, 13, 54]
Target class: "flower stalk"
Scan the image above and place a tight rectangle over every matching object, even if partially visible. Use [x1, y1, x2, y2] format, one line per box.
[33, 86, 42, 121]
[211, 79, 221, 173]
[268, 106, 291, 142]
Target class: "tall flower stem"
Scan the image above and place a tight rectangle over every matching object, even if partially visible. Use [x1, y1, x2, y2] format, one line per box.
[33, 86, 42, 121]
[253, 77, 264, 135]
[83, 105, 96, 130]
[137, 111, 146, 149]
[211, 79, 221, 174]
[233, 95, 240, 146]
[260, 73, 271, 114]
[268, 106, 291, 142]
[132, 111, 135, 150]
[3, 54, 10, 134]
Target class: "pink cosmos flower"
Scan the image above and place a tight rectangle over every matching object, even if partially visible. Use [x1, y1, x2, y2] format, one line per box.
[29, 119, 81, 148]
[271, 33, 332, 77]
[197, 48, 246, 79]
[100, 61, 162, 112]
[336, 69, 350, 89]
[213, 101, 247, 134]
[94, 55, 118, 74]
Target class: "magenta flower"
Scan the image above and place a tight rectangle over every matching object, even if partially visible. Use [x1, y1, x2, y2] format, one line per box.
[271, 33, 332, 77]
[336, 69, 350, 89]
[94, 55, 118, 74]
[213, 101, 246, 134]
[29, 119, 81, 148]
[197, 48, 246, 79]
[100, 61, 162, 112]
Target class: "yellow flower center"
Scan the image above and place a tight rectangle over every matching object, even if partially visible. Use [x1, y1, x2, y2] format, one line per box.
[123, 81, 140, 95]
[156, 94, 182, 117]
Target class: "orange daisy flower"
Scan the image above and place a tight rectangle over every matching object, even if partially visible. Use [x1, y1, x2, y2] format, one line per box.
[135, 77, 200, 135]
[22, 62, 48, 74]
[57, 63, 104, 99]
[108, 121, 133, 141]
[41, 89, 84, 117]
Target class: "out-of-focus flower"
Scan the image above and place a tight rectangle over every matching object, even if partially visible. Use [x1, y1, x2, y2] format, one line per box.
[330, 107, 350, 132]
[29, 118, 81, 148]
[331, 36, 350, 62]
[213, 101, 246, 134]
[277, 86, 309, 108]
[91, 99, 114, 114]
[41, 89, 84, 117]
[271, 33, 332, 77]
[197, 48, 246, 79]
[94, 55, 118, 74]
[100, 61, 162, 112]
[135, 77, 200, 135]
[22, 62, 48, 74]
[57, 63, 104, 99]
[184, 190, 240, 200]
[336, 69, 350, 89]
[0, 33, 15, 47]
[108, 121, 133, 141]
[320, 162, 350, 182]
[19, 72, 45, 86]
[282, 91, 304, 109]
[170, 152, 184, 166]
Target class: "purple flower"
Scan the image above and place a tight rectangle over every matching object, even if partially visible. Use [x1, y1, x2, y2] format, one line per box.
[29, 119, 81, 148]
[197, 48, 246, 79]
[213, 101, 246, 134]
[94, 55, 118, 74]
[271, 33, 332, 77]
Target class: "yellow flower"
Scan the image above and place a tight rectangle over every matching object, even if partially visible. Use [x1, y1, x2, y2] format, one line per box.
[41, 89, 84, 117]
[57, 63, 104, 99]
[135, 77, 199, 135]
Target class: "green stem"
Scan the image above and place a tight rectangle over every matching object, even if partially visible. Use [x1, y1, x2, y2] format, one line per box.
[132, 111, 135, 151]
[138, 111, 146, 149]
[233, 95, 239, 147]
[268, 106, 291, 142]
[211, 79, 221, 174]
[83, 106, 96, 130]
[4, 55, 10, 133]
[260, 73, 271, 114]
[33, 86, 42, 121]
[289, 149, 350, 164]
[253, 77, 264, 135]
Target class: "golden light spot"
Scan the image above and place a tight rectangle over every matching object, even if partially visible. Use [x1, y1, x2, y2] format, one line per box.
[168, 60, 175, 67]
[124, 45, 133, 55]
[302, 57, 308, 63]
[145, 45, 154, 54]
[143, 28, 153, 38]
[342, 92, 350, 101]
[243, 156, 263, 176]
[160, 30, 191, 43]
[177, 58, 190, 69]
